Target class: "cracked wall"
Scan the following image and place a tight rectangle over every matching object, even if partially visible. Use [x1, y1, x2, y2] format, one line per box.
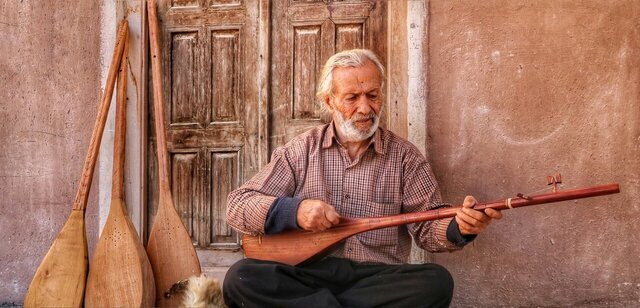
[427, 1, 640, 306]
[0, 0, 102, 304]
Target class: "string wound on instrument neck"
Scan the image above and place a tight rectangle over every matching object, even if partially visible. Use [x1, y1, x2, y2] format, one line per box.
[505, 198, 513, 209]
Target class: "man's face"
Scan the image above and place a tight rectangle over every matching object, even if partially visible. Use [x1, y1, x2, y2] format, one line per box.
[326, 60, 383, 142]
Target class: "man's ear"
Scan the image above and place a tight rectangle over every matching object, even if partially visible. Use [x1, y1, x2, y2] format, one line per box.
[323, 96, 334, 112]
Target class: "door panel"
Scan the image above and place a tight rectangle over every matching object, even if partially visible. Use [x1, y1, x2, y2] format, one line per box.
[170, 151, 199, 243]
[169, 31, 200, 126]
[209, 150, 240, 246]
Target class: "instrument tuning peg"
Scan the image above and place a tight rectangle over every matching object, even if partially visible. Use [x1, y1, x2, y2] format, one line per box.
[516, 193, 532, 200]
[547, 173, 562, 193]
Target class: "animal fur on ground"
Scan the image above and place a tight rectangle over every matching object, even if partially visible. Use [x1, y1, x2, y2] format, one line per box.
[166, 274, 226, 308]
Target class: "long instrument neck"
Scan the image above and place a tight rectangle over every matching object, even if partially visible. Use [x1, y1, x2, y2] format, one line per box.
[148, 0, 172, 196]
[111, 38, 128, 201]
[72, 21, 128, 211]
[341, 183, 620, 231]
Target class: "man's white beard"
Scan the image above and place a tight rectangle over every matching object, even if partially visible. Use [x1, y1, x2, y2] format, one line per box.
[334, 110, 380, 142]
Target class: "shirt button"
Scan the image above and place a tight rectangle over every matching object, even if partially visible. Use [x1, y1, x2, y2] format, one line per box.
[344, 194, 350, 200]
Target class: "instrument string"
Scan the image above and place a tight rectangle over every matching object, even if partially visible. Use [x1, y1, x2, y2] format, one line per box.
[517, 183, 566, 198]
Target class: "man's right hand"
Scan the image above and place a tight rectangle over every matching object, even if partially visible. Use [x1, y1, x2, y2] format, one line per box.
[297, 199, 341, 232]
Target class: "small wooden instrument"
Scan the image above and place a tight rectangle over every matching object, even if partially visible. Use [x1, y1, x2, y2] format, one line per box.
[146, 0, 202, 306]
[84, 36, 155, 307]
[242, 180, 620, 266]
[23, 20, 129, 307]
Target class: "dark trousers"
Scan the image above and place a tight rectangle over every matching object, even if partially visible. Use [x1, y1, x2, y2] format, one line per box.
[223, 257, 454, 308]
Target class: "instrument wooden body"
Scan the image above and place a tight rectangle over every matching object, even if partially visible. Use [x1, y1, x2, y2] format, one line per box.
[84, 37, 156, 307]
[146, 0, 202, 306]
[23, 21, 129, 308]
[242, 183, 620, 266]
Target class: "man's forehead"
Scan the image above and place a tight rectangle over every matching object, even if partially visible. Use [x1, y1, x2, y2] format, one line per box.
[335, 81, 380, 94]
[332, 62, 381, 92]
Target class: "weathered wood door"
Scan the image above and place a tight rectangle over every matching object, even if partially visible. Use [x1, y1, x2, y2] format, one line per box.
[148, 0, 387, 272]
[147, 0, 265, 272]
[270, 0, 387, 149]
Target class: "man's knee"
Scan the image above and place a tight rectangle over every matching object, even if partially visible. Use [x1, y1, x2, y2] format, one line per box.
[223, 258, 256, 292]
[431, 264, 454, 294]
[224, 259, 267, 307]
[418, 263, 454, 304]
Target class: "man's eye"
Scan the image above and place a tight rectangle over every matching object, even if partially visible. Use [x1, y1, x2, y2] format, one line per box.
[367, 94, 378, 100]
[345, 96, 356, 102]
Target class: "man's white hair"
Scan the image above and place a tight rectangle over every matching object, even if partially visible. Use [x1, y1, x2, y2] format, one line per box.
[315, 49, 386, 111]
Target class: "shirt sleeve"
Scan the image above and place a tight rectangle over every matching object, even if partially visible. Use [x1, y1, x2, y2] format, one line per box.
[265, 197, 302, 234]
[402, 150, 468, 252]
[226, 147, 299, 235]
[447, 218, 477, 247]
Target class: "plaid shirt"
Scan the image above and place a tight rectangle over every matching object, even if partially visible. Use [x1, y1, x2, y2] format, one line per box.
[227, 122, 464, 264]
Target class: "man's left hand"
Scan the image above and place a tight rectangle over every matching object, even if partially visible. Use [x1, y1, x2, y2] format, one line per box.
[455, 196, 503, 235]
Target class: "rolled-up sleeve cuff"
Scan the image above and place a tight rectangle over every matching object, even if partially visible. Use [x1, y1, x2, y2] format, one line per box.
[447, 219, 477, 247]
[264, 197, 303, 234]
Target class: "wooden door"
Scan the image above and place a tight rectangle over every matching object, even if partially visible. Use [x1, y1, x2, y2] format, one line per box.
[147, 0, 265, 271]
[269, 0, 387, 150]
[148, 0, 387, 273]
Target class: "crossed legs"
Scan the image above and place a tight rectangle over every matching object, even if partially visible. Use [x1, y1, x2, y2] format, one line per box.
[223, 257, 454, 308]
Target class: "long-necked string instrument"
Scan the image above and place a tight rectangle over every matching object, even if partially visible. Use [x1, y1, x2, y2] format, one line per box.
[23, 20, 129, 307]
[146, 0, 201, 306]
[84, 35, 155, 307]
[242, 177, 620, 266]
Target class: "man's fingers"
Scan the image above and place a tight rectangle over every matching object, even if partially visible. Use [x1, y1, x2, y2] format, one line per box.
[455, 216, 482, 234]
[462, 195, 477, 208]
[460, 207, 490, 224]
[457, 209, 485, 228]
[325, 208, 341, 225]
[308, 213, 331, 232]
[317, 205, 340, 231]
[320, 219, 332, 230]
[323, 203, 341, 225]
[484, 208, 503, 220]
[456, 195, 503, 235]
[297, 200, 342, 232]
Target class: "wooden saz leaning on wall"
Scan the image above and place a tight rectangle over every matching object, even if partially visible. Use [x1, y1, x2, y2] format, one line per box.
[84, 29, 156, 307]
[23, 20, 129, 308]
[145, 0, 204, 306]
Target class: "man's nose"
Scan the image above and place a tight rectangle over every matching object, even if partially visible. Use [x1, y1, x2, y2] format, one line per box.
[355, 96, 372, 115]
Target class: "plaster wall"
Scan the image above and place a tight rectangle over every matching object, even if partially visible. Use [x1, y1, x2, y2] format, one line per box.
[0, 1, 103, 304]
[427, 1, 640, 306]
[2, 0, 638, 306]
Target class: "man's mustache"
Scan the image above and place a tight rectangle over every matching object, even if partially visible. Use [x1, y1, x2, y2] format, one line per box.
[350, 112, 376, 122]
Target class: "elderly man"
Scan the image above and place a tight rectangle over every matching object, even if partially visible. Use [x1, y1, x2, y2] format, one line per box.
[223, 49, 502, 307]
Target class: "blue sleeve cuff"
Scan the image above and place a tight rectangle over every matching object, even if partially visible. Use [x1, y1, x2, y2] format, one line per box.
[265, 197, 303, 234]
[447, 219, 477, 247]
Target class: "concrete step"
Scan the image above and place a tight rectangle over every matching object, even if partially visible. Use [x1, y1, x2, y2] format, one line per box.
[202, 266, 230, 286]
